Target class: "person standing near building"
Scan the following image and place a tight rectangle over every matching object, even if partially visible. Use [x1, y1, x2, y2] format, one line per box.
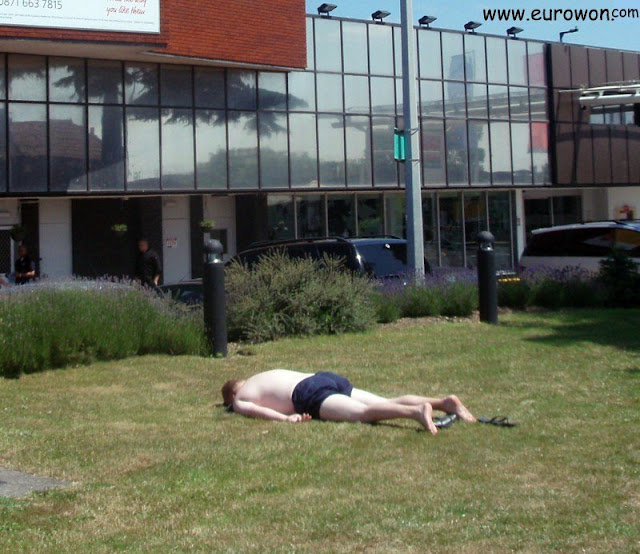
[14, 244, 36, 285]
[135, 238, 162, 288]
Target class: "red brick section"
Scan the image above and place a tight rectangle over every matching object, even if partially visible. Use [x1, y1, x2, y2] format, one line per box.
[0, 0, 307, 69]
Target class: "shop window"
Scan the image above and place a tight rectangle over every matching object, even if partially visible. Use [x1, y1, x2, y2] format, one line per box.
[357, 194, 383, 236]
[488, 191, 513, 269]
[345, 115, 372, 187]
[267, 195, 294, 240]
[289, 113, 318, 188]
[439, 193, 464, 267]
[422, 193, 438, 267]
[259, 112, 289, 189]
[328, 194, 356, 237]
[88, 60, 123, 104]
[161, 108, 194, 190]
[386, 194, 405, 238]
[8, 55, 46, 102]
[125, 63, 158, 106]
[464, 192, 487, 267]
[296, 195, 326, 237]
[195, 109, 227, 189]
[88, 105, 125, 191]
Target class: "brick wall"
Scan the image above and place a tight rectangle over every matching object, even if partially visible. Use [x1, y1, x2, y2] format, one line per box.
[0, 0, 307, 69]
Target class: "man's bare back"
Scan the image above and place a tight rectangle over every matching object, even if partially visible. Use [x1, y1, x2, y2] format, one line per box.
[234, 369, 313, 415]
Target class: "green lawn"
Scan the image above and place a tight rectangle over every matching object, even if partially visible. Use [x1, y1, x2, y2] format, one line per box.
[1, 310, 638, 552]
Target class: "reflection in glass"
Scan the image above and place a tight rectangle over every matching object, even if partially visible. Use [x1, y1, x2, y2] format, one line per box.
[439, 193, 464, 267]
[386, 194, 405, 238]
[344, 75, 370, 114]
[342, 22, 368, 74]
[0, 56, 5, 100]
[125, 63, 158, 105]
[372, 116, 397, 186]
[316, 73, 343, 113]
[345, 115, 372, 187]
[227, 71, 257, 111]
[49, 57, 85, 103]
[258, 72, 287, 111]
[161, 65, 193, 107]
[468, 121, 490, 185]
[464, 34, 486, 82]
[420, 80, 443, 117]
[357, 194, 383, 236]
[509, 86, 529, 120]
[328, 194, 356, 237]
[421, 118, 446, 186]
[466, 84, 488, 119]
[162, 108, 194, 189]
[314, 18, 342, 73]
[490, 121, 511, 184]
[445, 120, 468, 185]
[488, 191, 513, 269]
[289, 113, 317, 187]
[288, 71, 315, 112]
[531, 122, 550, 184]
[318, 114, 345, 187]
[196, 110, 227, 189]
[88, 59, 123, 104]
[267, 195, 295, 240]
[511, 122, 532, 185]
[529, 88, 547, 121]
[260, 112, 289, 188]
[306, 18, 315, 70]
[9, 103, 47, 192]
[126, 107, 160, 190]
[369, 24, 394, 76]
[486, 38, 508, 84]
[228, 111, 258, 188]
[370, 77, 395, 115]
[422, 193, 438, 266]
[418, 30, 442, 80]
[8, 55, 46, 101]
[444, 82, 466, 118]
[441, 32, 464, 80]
[0, 104, 5, 192]
[527, 42, 546, 87]
[88, 105, 124, 191]
[297, 195, 325, 237]
[194, 67, 225, 109]
[464, 192, 487, 267]
[50, 105, 87, 191]
[507, 39, 528, 85]
[488, 85, 510, 119]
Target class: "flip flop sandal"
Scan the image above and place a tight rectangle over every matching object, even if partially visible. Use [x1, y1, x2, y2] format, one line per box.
[478, 416, 516, 427]
[434, 413, 457, 429]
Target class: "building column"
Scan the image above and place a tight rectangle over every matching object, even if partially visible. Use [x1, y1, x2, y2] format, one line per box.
[39, 199, 72, 279]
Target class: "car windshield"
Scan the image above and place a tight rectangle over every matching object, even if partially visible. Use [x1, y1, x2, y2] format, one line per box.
[356, 243, 408, 278]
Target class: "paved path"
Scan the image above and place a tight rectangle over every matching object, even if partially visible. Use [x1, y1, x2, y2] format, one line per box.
[0, 468, 69, 498]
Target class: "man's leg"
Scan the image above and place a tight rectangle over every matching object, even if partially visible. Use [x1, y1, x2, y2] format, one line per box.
[318, 394, 439, 435]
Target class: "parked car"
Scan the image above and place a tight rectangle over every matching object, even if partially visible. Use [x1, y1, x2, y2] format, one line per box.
[519, 220, 640, 272]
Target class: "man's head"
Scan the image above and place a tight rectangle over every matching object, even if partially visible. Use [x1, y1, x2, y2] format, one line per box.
[17, 245, 28, 258]
[221, 379, 244, 407]
[137, 238, 149, 253]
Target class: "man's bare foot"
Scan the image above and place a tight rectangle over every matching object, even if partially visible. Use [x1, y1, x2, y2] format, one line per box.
[416, 403, 438, 435]
[441, 395, 477, 422]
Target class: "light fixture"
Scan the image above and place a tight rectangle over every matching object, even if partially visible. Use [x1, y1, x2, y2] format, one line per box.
[418, 15, 437, 28]
[559, 26, 578, 43]
[507, 26, 523, 38]
[464, 21, 482, 33]
[371, 10, 390, 23]
[317, 3, 337, 17]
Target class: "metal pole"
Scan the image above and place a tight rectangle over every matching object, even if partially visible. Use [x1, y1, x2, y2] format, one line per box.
[400, 0, 425, 277]
[203, 240, 228, 357]
[477, 231, 498, 325]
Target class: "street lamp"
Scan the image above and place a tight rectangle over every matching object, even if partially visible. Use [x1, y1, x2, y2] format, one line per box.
[507, 26, 523, 39]
[372, 10, 391, 23]
[559, 27, 578, 43]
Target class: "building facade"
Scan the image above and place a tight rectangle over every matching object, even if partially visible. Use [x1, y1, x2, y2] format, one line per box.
[0, 3, 638, 282]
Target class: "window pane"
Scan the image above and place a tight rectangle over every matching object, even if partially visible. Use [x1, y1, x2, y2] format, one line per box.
[418, 30, 442, 80]
[346, 115, 372, 187]
[441, 32, 464, 80]
[316, 73, 343, 113]
[510, 86, 529, 120]
[529, 88, 547, 121]
[126, 107, 160, 190]
[288, 71, 316, 112]
[488, 85, 509, 119]
[88, 105, 124, 191]
[318, 114, 345, 187]
[88, 59, 123, 104]
[444, 82, 466, 118]
[162, 108, 194, 190]
[357, 194, 383, 236]
[386, 194, 405, 238]
[464, 34, 486, 82]
[468, 121, 490, 185]
[486, 37, 508, 84]
[508, 39, 528, 85]
[161, 65, 192, 107]
[0, 103, 6, 192]
[49, 57, 85, 103]
[0, 55, 5, 100]
[342, 22, 368, 74]
[50, 105, 86, 192]
[527, 42, 546, 87]
[267, 195, 294, 240]
[372, 116, 397, 186]
[228, 112, 257, 188]
[421, 118, 446, 186]
[370, 77, 395, 115]
[511, 122, 532, 185]
[8, 55, 46, 101]
[552, 196, 581, 226]
[227, 71, 256, 110]
[439, 193, 464, 267]
[125, 63, 158, 105]
[463, 192, 487, 267]
[258, 72, 287, 111]
[315, 18, 342, 73]
[196, 110, 227, 189]
[9, 103, 47, 192]
[466, 84, 488, 119]
[194, 67, 225, 109]
[306, 18, 315, 70]
[369, 24, 394, 76]
[531, 122, 550, 184]
[490, 121, 511, 184]
[260, 112, 289, 188]
[297, 195, 325, 237]
[488, 191, 513, 269]
[344, 75, 370, 114]
[422, 193, 438, 265]
[446, 120, 468, 185]
[328, 194, 356, 237]
[289, 113, 317, 188]
[420, 80, 443, 117]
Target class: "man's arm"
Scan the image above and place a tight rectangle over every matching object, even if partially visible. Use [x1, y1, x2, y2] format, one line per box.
[232, 399, 311, 423]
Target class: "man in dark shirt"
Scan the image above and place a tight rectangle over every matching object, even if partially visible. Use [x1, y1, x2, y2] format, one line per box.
[135, 238, 162, 287]
[14, 244, 36, 285]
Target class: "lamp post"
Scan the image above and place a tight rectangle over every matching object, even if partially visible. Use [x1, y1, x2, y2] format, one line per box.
[399, 0, 425, 277]
[203, 239, 228, 357]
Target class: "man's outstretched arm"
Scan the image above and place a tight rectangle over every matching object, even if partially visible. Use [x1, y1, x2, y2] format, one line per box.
[233, 399, 311, 423]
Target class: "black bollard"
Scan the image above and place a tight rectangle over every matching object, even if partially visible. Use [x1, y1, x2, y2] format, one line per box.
[477, 231, 498, 325]
[203, 239, 228, 357]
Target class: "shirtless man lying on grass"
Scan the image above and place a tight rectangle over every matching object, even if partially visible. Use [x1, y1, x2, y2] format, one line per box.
[221, 369, 476, 435]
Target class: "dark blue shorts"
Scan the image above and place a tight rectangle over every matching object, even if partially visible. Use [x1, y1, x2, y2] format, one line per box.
[292, 372, 354, 420]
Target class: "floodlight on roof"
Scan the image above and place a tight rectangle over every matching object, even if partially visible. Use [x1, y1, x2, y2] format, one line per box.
[559, 27, 578, 43]
[418, 15, 437, 28]
[507, 26, 523, 38]
[317, 3, 337, 17]
[371, 10, 391, 23]
[464, 21, 482, 33]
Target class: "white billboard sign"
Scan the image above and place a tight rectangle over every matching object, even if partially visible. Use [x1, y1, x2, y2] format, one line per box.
[0, 0, 160, 34]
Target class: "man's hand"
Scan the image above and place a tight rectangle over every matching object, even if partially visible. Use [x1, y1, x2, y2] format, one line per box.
[287, 413, 312, 423]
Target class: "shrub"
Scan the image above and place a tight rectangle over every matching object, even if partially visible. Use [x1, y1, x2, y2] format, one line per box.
[498, 279, 532, 309]
[598, 249, 640, 307]
[371, 291, 402, 323]
[439, 280, 478, 316]
[225, 252, 376, 343]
